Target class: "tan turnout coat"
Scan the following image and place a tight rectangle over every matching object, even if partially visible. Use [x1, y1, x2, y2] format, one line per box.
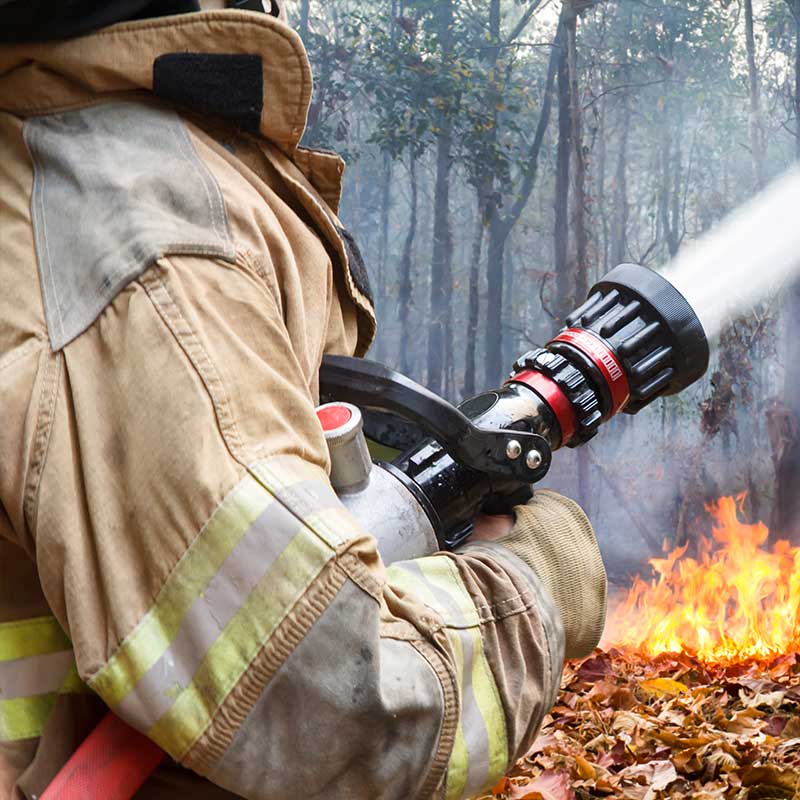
[0, 10, 565, 800]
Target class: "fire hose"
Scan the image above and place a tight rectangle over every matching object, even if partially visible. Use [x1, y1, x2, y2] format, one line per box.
[41, 262, 709, 799]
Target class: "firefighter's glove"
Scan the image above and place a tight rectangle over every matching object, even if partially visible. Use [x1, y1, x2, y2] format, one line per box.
[495, 489, 607, 659]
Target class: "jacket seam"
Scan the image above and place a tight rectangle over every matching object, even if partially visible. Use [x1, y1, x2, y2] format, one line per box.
[184, 561, 347, 774]
[0, 337, 46, 374]
[23, 349, 62, 539]
[254, 141, 376, 354]
[237, 249, 285, 318]
[138, 263, 250, 465]
[410, 639, 459, 799]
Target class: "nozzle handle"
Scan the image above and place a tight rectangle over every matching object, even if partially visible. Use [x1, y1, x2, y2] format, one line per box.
[319, 355, 551, 483]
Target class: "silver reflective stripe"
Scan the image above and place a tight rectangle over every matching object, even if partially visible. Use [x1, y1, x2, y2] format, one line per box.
[210, 580, 443, 800]
[386, 556, 509, 799]
[0, 650, 75, 699]
[89, 460, 356, 760]
[269, 479, 341, 515]
[402, 562, 491, 793]
[115, 484, 339, 732]
[0, 616, 87, 742]
[460, 542, 566, 709]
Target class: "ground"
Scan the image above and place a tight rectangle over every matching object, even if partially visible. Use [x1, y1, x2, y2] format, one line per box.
[480, 649, 800, 800]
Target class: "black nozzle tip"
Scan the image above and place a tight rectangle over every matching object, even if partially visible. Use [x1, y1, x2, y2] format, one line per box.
[593, 263, 710, 398]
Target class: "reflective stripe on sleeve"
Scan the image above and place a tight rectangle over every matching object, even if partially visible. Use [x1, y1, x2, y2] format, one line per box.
[386, 557, 509, 800]
[0, 616, 88, 742]
[89, 459, 358, 761]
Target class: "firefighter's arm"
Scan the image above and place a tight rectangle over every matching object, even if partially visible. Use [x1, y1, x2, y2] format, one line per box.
[29, 253, 597, 799]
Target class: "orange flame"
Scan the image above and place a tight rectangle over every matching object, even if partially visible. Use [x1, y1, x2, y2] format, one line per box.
[605, 495, 800, 663]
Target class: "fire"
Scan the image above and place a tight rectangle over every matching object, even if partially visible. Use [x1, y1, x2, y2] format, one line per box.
[605, 495, 800, 663]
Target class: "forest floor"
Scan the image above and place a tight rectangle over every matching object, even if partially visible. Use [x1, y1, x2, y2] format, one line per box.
[479, 649, 800, 800]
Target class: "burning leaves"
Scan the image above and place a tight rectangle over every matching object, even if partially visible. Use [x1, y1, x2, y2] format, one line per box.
[476, 497, 800, 800]
[480, 650, 800, 800]
[605, 497, 800, 663]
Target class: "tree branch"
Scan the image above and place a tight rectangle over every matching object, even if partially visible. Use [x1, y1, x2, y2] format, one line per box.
[500, 10, 565, 232]
[505, 0, 545, 45]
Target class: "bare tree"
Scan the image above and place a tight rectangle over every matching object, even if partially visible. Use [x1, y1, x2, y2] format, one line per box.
[427, 0, 455, 395]
[744, 0, 766, 188]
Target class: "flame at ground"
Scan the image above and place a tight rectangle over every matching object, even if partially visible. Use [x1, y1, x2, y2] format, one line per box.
[605, 495, 800, 663]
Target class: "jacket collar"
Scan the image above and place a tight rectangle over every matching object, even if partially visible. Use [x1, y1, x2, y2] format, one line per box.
[0, 10, 312, 153]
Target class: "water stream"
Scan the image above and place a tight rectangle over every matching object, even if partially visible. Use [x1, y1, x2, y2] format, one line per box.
[661, 164, 800, 340]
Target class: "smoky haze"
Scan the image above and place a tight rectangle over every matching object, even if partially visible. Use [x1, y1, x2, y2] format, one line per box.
[292, 0, 800, 577]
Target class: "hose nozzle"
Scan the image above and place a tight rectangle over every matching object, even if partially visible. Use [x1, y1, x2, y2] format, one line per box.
[509, 263, 710, 448]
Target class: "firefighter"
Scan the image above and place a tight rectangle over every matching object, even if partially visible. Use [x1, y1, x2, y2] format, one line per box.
[0, 1, 607, 798]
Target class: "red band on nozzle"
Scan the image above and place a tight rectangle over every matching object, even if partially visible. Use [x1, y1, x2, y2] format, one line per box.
[510, 369, 578, 447]
[550, 328, 631, 415]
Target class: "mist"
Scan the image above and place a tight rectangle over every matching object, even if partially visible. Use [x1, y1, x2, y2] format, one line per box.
[291, 0, 800, 578]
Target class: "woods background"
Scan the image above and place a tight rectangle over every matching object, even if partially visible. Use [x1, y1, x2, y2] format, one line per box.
[287, 0, 800, 578]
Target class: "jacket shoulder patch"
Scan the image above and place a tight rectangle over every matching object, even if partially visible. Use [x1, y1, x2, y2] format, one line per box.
[25, 101, 235, 350]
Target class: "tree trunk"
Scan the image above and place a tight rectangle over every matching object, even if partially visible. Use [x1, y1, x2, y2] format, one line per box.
[554, 15, 571, 318]
[566, 9, 591, 507]
[485, 208, 508, 385]
[795, 1, 800, 160]
[426, 0, 454, 394]
[772, 282, 800, 542]
[597, 92, 609, 275]
[464, 199, 486, 397]
[610, 101, 630, 266]
[375, 153, 392, 360]
[478, 0, 504, 388]
[567, 13, 588, 305]
[299, 0, 310, 39]
[659, 116, 681, 258]
[482, 5, 562, 387]
[744, 0, 765, 188]
[399, 149, 418, 376]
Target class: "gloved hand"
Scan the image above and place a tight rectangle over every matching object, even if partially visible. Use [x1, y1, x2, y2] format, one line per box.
[485, 490, 607, 660]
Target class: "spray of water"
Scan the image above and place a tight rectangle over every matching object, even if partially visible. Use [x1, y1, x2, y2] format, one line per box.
[662, 165, 800, 340]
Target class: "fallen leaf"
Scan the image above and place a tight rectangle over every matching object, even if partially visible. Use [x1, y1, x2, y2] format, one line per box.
[619, 760, 678, 791]
[780, 716, 800, 738]
[739, 765, 800, 790]
[763, 715, 788, 736]
[509, 769, 574, 800]
[639, 678, 688, 697]
[577, 654, 612, 681]
[574, 755, 595, 780]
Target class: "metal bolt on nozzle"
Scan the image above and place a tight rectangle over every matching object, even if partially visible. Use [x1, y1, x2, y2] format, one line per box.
[526, 449, 543, 470]
[505, 440, 522, 460]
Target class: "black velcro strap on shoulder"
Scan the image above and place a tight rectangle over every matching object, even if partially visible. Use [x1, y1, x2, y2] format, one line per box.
[338, 226, 374, 306]
[153, 53, 263, 134]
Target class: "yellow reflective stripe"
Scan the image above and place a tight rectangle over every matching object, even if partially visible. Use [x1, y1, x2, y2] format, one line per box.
[60, 661, 86, 694]
[0, 693, 57, 742]
[445, 630, 469, 800]
[250, 458, 352, 549]
[387, 557, 510, 799]
[0, 674, 91, 744]
[147, 526, 332, 757]
[0, 616, 70, 661]
[90, 460, 353, 761]
[0, 617, 89, 743]
[417, 558, 481, 627]
[466, 629, 508, 787]
[386, 562, 443, 612]
[90, 475, 272, 706]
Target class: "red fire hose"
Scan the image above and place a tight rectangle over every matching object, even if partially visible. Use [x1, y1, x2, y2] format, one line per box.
[41, 713, 164, 800]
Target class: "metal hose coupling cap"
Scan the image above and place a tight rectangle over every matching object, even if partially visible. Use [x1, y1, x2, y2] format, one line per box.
[316, 402, 373, 493]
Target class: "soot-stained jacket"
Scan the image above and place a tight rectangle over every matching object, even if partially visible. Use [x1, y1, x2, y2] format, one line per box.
[0, 9, 568, 800]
